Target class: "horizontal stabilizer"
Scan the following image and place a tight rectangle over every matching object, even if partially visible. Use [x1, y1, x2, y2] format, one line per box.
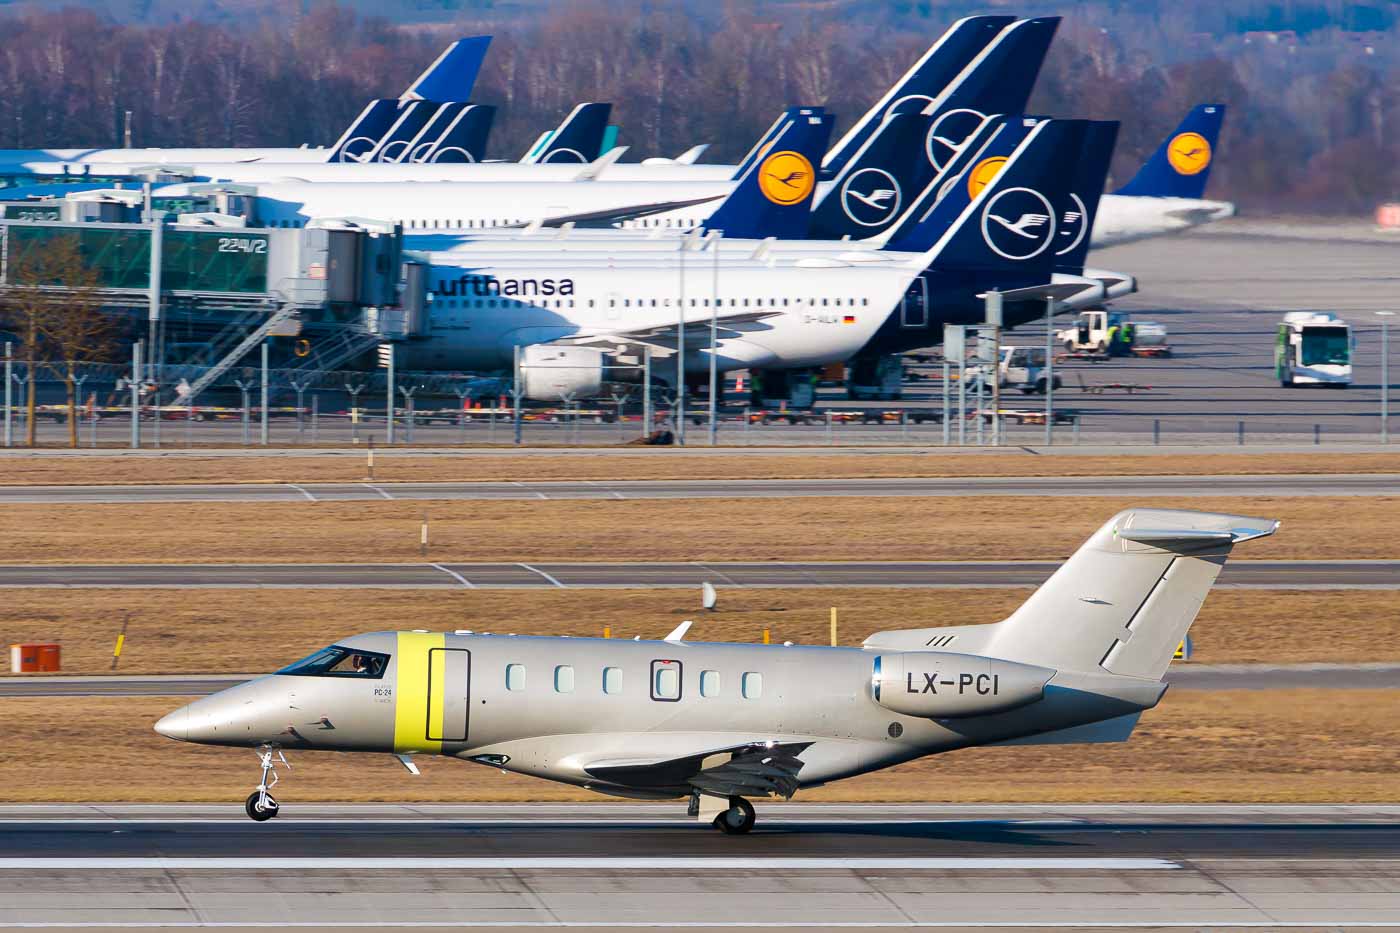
[977, 282, 1093, 302]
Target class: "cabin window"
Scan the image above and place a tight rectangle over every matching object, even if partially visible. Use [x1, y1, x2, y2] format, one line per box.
[742, 671, 763, 699]
[554, 665, 574, 694]
[651, 659, 682, 702]
[700, 670, 720, 697]
[603, 666, 622, 695]
[506, 663, 526, 691]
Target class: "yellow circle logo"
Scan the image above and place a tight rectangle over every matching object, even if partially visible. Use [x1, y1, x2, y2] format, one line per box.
[966, 156, 1007, 199]
[758, 150, 815, 205]
[1167, 132, 1211, 176]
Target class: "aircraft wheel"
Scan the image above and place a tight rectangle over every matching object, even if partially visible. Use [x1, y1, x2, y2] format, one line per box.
[245, 791, 279, 822]
[713, 796, 755, 835]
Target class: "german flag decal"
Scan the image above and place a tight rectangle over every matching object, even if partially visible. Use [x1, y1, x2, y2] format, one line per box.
[843, 315, 856, 324]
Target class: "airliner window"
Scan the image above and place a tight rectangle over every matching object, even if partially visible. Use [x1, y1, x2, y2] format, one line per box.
[277, 645, 388, 679]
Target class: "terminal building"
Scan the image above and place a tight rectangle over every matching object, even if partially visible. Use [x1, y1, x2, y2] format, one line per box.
[0, 187, 433, 406]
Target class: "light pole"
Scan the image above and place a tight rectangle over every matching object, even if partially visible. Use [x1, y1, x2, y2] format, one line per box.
[708, 235, 720, 446]
[676, 238, 686, 446]
[1379, 311, 1395, 444]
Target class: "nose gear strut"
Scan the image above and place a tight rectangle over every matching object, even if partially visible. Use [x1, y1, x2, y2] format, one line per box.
[245, 746, 289, 822]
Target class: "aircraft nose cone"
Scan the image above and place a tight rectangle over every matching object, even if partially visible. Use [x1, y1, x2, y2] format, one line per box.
[154, 706, 188, 741]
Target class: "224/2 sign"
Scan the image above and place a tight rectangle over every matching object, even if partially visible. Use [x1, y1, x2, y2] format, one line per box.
[216, 237, 268, 255]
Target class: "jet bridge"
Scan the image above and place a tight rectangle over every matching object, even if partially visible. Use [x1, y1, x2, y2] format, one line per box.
[0, 212, 426, 403]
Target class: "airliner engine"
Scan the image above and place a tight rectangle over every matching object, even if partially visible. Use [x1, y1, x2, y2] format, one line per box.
[520, 345, 604, 400]
[871, 652, 1054, 718]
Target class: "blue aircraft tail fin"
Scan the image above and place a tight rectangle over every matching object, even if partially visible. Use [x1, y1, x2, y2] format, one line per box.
[325, 99, 402, 163]
[881, 114, 1032, 253]
[809, 112, 935, 240]
[731, 111, 803, 181]
[1114, 104, 1225, 199]
[918, 17, 1059, 176]
[1055, 120, 1119, 274]
[891, 119, 1086, 281]
[703, 109, 833, 240]
[397, 102, 468, 163]
[402, 36, 491, 102]
[421, 104, 495, 163]
[821, 15, 1015, 177]
[366, 101, 443, 163]
[521, 103, 613, 164]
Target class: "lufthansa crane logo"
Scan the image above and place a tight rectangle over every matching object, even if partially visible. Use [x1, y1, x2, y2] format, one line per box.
[1167, 131, 1211, 176]
[926, 108, 988, 170]
[966, 156, 1007, 199]
[980, 187, 1056, 261]
[839, 168, 903, 227]
[1055, 193, 1089, 257]
[541, 147, 587, 164]
[758, 150, 816, 206]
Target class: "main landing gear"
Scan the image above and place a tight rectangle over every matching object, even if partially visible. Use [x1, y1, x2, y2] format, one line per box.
[244, 746, 287, 822]
[713, 796, 756, 835]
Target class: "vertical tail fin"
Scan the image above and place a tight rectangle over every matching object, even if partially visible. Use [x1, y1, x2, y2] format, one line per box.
[401, 36, 492, 102]
[884, 117, 1084, 288]
[521, 103, 613, 164]
[703, 110, 832, 240]
[1054, 120, 1119, 275]
[917, 17, 1060, 175]
[364, 101, 443, 163]
[821, 14, 1015, 176]
[808, 112, 934, 240]
[420, 104, 495, 163]
[1114, 104, 1225, 199]
[984, 509, 1278, 679]
[729, 107, 826, 181]
[397, 102, 469, 163]
[325, 99, 402, 163]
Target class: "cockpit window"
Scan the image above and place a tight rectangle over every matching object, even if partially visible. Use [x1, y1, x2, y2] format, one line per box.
[276, 645, 389, 679]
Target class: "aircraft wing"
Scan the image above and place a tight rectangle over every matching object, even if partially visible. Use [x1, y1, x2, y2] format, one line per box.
[562, 310, 780, 350]
[512, 194, 725, 229]
[584, 740, 811, 799]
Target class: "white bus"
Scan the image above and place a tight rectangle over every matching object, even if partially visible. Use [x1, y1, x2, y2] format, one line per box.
[1276, 311, 1352, 388]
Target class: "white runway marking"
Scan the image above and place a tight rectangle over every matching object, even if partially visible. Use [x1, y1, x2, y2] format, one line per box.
[361, 483, 394, 500]
[430, 563, 474, 588]
[518, 563, 566, 587]
[285, 483, 318, 503]
[0, 856, 1177, 870]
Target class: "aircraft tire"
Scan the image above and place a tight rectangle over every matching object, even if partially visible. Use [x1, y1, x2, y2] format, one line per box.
[713, 796, 755, 835]
[245, 791, 279, 822]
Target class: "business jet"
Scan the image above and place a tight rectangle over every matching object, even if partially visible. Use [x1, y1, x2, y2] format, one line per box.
[155, 508, 1278, 830]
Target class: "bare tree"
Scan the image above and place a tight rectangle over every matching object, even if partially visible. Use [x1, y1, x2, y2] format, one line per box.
[1, 234, 113, 447]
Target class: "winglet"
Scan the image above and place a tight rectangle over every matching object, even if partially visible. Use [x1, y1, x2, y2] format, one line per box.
[664, 621, 693, 643]
[574, 146, 628, 181]
[674, 144, 709, 165]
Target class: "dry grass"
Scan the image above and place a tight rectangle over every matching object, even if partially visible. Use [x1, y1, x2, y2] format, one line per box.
[4, 588, 1397, 676]
[6, 689, 1398, 802]
[0, 494, 1391, 564]
[2, 450, 1399, 486]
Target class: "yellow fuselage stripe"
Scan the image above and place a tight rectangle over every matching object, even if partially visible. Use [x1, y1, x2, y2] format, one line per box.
[393, 631, 445, 754]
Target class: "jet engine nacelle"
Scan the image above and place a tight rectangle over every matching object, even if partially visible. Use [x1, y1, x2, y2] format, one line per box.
[520, 344, 604, 401]
[872, 652, 1055, 719]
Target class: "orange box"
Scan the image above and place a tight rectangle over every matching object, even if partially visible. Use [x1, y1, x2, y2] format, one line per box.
[1376, 203, 1400, 229]
[10, 643, 60, 673]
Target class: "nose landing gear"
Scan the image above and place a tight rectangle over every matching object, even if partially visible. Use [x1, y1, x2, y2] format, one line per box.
[713, 796, 756, 835]
[244, 746, 288, 822]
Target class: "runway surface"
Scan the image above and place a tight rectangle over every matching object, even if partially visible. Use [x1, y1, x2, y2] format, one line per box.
[2, 472, 1397, 503]
[0, 559, 1390, 588]
[4, 663, 1395, 697]
[2, 804, 1398, 929]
